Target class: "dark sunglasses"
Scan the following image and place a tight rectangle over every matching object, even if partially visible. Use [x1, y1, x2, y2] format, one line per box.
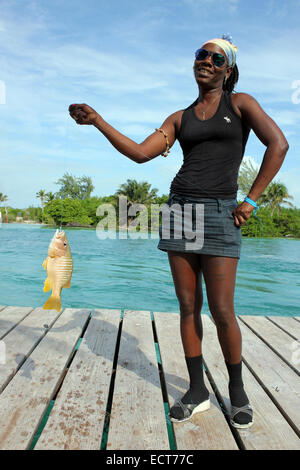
[195, 48, 226, 68]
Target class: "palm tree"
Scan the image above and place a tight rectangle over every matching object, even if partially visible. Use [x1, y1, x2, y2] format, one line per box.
[0, 193, 8, 203]
[0, 193, 8, 222]
[78, 175, 94, 199]
[238, 161, 294, 215]
[115, 179, 159, 228]
[45, 191, 56, 203]
[115, 179, 158, 206]
[36, 189, 46, 212]
[259, 182, 294, 216]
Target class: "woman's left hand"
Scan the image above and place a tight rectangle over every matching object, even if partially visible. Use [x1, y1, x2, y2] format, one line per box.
[233, 201, 255, 226]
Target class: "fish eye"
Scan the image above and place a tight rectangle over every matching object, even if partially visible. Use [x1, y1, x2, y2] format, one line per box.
[63, 242, 67, 247]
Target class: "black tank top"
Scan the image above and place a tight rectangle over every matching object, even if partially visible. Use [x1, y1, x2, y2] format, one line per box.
[170, 91, 250, 199]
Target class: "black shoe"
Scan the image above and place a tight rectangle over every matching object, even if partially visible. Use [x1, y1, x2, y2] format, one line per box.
[169, 397, 210, 423]
[230, 403, 253, 429]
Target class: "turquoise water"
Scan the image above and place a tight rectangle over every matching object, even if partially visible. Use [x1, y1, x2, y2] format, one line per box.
[0, 223, 299, 316]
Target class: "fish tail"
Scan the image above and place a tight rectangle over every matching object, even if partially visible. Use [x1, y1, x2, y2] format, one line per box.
[43, 293, 61, 312]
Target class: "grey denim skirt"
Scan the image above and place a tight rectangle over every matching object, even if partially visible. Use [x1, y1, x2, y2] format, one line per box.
[157, 192, 242, 258]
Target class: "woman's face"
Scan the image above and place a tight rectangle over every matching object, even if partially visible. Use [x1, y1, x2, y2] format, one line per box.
[193, 42, 232, 88]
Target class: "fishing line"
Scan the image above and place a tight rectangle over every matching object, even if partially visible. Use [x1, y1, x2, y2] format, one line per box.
[59, 194, 64, 232]
[58, 115, 70, 232]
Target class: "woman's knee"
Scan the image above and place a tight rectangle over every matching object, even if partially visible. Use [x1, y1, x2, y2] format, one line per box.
[177, 292, 201, 317]
[178, 294, 196, 315]
[210, 306, 238, 329]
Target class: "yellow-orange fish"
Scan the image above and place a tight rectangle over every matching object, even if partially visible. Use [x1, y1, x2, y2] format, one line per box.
[42, 229, 73, 311]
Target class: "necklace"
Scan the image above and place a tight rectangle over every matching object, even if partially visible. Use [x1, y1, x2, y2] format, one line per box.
[196, 92, 222, 121]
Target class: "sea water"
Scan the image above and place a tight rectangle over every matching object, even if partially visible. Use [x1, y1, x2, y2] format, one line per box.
[0, 223, 299, 316]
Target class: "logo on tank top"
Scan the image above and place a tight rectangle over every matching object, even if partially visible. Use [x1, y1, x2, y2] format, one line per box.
[224, 116, 231, 123]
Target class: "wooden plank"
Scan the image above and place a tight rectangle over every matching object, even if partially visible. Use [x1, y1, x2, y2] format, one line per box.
[35, 309, 121, 450]
[107, 310, 169, 450]
[267, 316, 300, 340]
[0, 307, 33, 339]
[0, 308, 91, 450]
[202, 315, 300, 450]
[0, 307, 61, 393]
[154, 311, 238, 450]
[239, 316, 299, 373]
[237, 317, 300, 436]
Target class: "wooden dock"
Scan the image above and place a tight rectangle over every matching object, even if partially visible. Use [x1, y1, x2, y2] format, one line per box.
[0, 305, 299, 450]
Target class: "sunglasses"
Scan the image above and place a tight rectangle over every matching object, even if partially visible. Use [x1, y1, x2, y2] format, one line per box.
[195, 48, 226, 68]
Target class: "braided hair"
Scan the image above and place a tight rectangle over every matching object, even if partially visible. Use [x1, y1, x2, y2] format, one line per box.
[223, 64, 239, 93]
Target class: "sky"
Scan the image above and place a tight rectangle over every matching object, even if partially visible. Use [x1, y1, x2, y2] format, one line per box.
[1, 0, 300, 209]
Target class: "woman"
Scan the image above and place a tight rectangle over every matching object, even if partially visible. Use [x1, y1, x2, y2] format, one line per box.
[69, 36, 289, 429]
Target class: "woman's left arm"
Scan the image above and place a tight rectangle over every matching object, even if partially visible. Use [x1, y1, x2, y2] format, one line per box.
[233, 93, 289, 226]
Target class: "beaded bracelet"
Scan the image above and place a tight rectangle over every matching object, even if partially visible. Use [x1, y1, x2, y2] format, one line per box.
[155, 128, 170, 157]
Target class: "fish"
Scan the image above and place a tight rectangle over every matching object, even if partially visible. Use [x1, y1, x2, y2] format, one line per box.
[42, 229, 73, 311]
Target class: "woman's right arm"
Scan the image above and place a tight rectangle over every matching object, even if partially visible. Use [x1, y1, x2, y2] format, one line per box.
[69, 104, 180, 164]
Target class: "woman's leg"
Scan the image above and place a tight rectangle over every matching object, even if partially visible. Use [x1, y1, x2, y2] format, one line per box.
[167, 250, 203, 357]
[200, 255, 252, 426]
[200, 255, 241, 363]
[167, 251, 209, 421]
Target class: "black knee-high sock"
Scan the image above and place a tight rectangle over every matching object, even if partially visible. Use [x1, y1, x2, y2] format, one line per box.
[181, 355, 209, 404]
[225, 361, 251, 424]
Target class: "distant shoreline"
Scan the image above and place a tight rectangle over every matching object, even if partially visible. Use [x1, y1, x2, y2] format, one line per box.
[1, 221, 299, 239]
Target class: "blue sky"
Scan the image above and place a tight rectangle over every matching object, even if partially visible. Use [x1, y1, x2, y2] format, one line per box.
[1, 0, 300, 208]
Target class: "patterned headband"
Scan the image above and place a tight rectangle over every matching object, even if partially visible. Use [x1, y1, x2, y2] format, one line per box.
[204, 34, 238, 67]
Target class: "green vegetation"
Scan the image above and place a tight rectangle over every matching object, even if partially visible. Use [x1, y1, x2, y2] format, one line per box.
[236, 159, 299, 237]
[55, 173, 94, 200]
[1, 169, 300, 238]
[239, 206, 300, 238]
[116, 179, 159, 205]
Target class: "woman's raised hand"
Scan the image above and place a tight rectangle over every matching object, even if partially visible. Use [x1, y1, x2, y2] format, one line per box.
[69, 103, 100, 125]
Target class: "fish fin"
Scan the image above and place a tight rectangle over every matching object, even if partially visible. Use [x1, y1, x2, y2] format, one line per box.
[42, 258, 48, 270]
[43, 277, 52, 292]
[64, 278, 71, 288]
[43, 294, 61, 312]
